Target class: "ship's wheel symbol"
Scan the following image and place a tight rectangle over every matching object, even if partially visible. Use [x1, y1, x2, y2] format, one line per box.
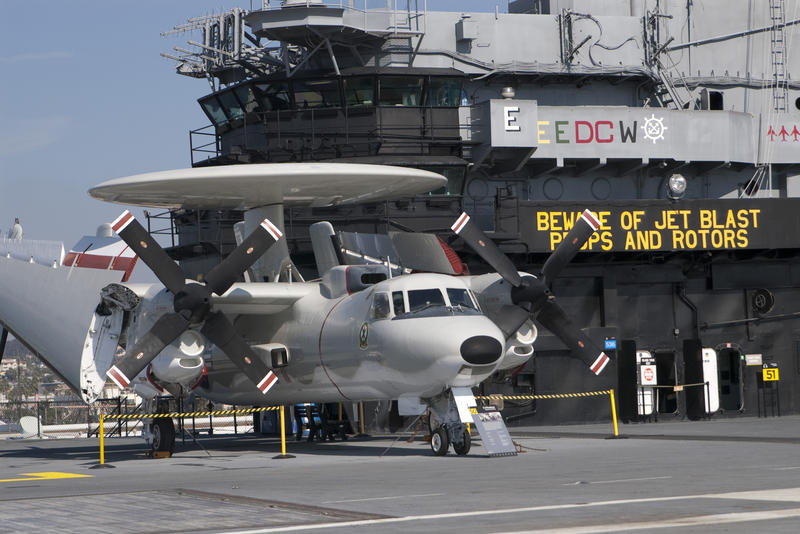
[642, 114, 667, 144]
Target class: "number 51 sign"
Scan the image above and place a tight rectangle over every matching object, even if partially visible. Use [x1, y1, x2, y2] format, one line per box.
[762, 364, 780, 382]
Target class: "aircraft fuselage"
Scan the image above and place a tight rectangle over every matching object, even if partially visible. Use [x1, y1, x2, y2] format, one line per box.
[169, 272, 507, 406]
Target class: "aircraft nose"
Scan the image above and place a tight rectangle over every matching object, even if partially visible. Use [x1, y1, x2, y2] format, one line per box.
[460, 335, 503, 365]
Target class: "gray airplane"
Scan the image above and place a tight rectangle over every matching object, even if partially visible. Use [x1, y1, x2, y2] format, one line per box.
[0, 164, 609, 455]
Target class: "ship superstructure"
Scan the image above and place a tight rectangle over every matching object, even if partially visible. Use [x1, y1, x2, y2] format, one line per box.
[155, 0, 800, 424]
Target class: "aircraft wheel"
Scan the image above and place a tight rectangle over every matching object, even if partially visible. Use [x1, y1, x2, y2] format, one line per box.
[430, 426, 449, 456]
[452, 428, 471, 456]
[152, 419, 175, 452]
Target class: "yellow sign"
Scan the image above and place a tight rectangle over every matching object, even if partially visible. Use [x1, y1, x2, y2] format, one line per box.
[763, 368, 780, 381]
[521, 200, 794, 253]
[0, 472, 92, 483]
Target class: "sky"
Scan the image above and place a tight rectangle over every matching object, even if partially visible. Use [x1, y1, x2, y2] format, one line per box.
[0, 0, 502, 281]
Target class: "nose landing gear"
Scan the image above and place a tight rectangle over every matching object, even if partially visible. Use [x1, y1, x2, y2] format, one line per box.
[430, 426, 449, 456]
[427, 389, 472, 456]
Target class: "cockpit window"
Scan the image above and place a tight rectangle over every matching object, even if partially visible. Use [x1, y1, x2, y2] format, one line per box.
[370, 292, 391, 320]
[392, 291, 406, 315]
[407, 288, 445, 312]
[446, 288, 477, 310]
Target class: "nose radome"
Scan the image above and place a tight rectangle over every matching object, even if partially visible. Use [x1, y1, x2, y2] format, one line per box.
[460, 335, 502, 365]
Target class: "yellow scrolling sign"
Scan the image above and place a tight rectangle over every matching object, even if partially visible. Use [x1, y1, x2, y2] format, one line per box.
[519, 199, 800, 253]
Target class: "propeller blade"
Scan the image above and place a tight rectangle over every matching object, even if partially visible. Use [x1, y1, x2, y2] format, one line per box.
[540, 209, 600, 285]
[535, 299, 611, 376]
[200, 311, 278, 394]
[106, 312, 190, 389]
[203, 218, 283, 295]
[489, 304, 533, 340]
[451, 212, 521, 286]
[111, 211, 186, 294]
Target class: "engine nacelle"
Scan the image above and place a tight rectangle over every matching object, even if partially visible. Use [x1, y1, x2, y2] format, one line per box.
[498, 319, 537, 371]
[148, 329, 206, 386]
[467, 273, 519, 317]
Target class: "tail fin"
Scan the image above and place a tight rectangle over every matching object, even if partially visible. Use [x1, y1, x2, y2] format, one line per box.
[309, 221, 343, 276]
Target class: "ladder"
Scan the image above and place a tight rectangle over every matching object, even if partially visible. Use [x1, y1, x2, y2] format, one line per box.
[770, 0, 788, 112]
[653, 58, 694, 110]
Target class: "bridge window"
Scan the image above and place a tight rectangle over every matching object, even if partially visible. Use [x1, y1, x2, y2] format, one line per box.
[218, 91, 244, 121]
[294, 79, 341, 108]
[200, 96, 228, 125]
[253, 82, 291, 111]
[379, 76, 424, 106]
[424, 77, 463, 107]
[344, 77, 375, 107]
[234, 85, 261, 114]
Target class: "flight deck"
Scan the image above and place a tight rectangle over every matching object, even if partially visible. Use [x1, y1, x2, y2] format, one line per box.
[2, 416, 800, 533]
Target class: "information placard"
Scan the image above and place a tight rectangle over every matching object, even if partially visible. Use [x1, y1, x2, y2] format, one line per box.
[471, 405, 517, 457]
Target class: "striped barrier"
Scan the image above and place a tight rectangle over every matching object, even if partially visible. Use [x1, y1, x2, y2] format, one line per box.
[101, 405, 281, 420]
[476, 389, 620, 437]
[476, 389, 612, 401]
[96, 390, 622, 465]
[97, 405, 288, 465]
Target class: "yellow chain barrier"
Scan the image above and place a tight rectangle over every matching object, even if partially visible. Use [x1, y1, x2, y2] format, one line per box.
[97, 405, 284, 466]
[476, 389, 620, 438]
[97, 391, 623, 465]
[476, 389, 612, 401]
[101, 405, 281, 420]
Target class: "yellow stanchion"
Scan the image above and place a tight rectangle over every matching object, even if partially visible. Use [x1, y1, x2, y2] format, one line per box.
[99, 415, 104, 464]
[609, 389, 620, 438]
[280, 405, 286, 456]
[355, 401, 368, 437]
[272, 405, 295, 459]
[91, 414, 114, 469]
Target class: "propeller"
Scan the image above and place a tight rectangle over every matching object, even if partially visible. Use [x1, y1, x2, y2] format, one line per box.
[106, 210, 282, 393]
[451, 210, 610, 376]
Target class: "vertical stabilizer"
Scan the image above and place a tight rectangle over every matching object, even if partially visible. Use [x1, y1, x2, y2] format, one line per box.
[309, 221, 341, 276]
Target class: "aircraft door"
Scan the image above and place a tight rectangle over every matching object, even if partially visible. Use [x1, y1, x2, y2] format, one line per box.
[636, 350, 656, 417]
[717, 347, 743, 411]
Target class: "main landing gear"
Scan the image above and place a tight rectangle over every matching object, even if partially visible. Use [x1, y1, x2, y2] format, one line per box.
[427, 389, 471, 456]
[142, 398, 177, 454]
[151, 418, 176, 453]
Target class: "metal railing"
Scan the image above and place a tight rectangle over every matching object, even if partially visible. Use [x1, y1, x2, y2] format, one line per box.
[0, 398, 140, 439]
[190, 107, 464, 165]
[258, 1, 428, 35]
[0, 398, 263, 440]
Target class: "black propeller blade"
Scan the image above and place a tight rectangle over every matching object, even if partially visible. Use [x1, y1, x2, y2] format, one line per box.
[204, 218, 283, 295]
[451, 209, 610, 375]
[451, 212, 521, 286]
[541, 209, 600, 286]
[536, 299, 610, 375]
[201, 312, 278, 393]
[111, 211, 186, 294]
[107, 312, 189, 389]
[107, 211, 282, 392]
